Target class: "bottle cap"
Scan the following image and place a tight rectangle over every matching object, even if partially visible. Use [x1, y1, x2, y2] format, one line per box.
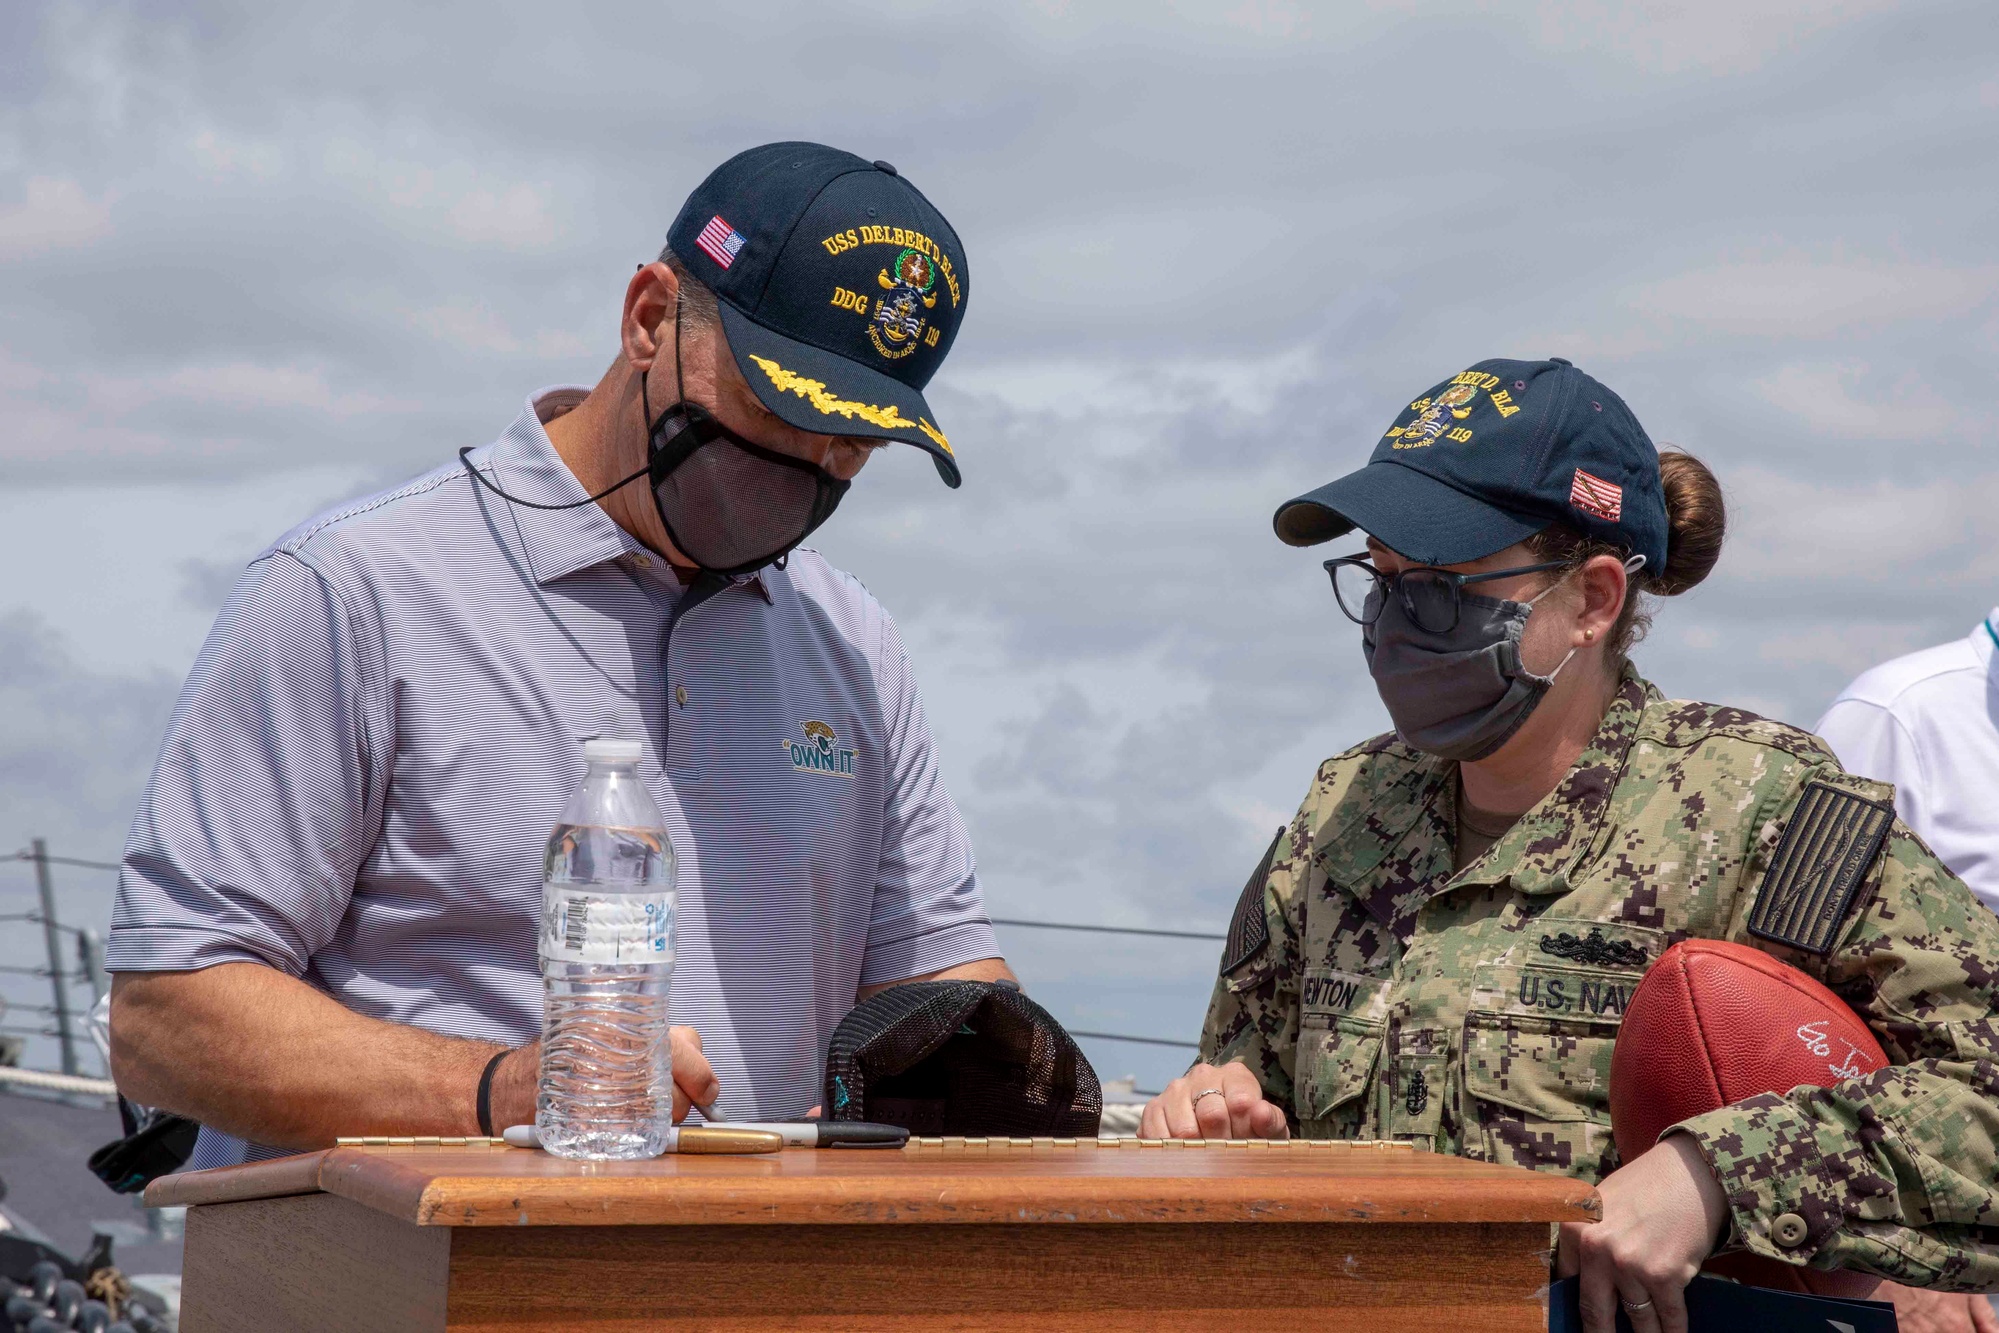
[582, 738, 644, 765]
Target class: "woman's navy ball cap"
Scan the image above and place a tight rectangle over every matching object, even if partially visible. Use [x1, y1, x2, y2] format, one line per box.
[1274, 357, 1669, 571]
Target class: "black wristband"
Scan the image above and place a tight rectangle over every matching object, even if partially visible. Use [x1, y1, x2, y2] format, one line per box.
[475, 1048, 512, 1138]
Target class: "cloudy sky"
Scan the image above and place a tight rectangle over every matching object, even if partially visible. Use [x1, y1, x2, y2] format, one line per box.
[2, 0, 1995, 1088]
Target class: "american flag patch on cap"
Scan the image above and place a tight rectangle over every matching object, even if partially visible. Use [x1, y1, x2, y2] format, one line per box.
[1570, 468, 1623, 522]
[695, 215, 746, 269]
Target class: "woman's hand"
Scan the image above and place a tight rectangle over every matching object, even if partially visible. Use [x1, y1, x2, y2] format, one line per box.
[1139, 1060, 1289, 1139]
[1555, 1134, 1729, 1333]
[1876, 1283, 1999, 1333]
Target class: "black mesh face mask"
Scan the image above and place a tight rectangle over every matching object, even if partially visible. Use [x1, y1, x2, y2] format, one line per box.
[641, 297, 849, 577]
[640, 405, 847, 580]
[458, 295, 850, 579]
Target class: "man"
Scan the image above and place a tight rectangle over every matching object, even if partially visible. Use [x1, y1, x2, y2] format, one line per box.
[1816, 608, 1999, 914]
[106, 142, 1011, 1169]
[1816, 610, 1999, 1331]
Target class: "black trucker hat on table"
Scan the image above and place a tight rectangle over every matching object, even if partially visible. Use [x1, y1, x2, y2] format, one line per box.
[823, 979, 1102, 1138]
[667, 141, 969, 487]
[1272, 357, 1668, 571]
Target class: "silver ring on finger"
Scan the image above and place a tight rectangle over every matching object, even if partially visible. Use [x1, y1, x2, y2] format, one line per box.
[1619, 1298, 1653, 1313]
[1190, 1088, 1226, 1109]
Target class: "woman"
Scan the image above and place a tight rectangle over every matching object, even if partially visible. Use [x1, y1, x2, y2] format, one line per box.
[1143, 358, 1999, 1333]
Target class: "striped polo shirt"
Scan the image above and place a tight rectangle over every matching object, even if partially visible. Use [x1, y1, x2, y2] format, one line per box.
[107, 387, 998, 1169]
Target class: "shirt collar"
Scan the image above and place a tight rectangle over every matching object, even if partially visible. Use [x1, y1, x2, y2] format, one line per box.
[1461, 661, 1658, 897]
[477, 386, 767, 600]
[1326, 663, 1657, 940]
[1974, 610, 1999, 665]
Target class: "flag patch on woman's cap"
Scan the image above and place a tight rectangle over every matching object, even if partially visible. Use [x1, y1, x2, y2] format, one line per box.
[1570, 468, 1623, 522]
[695, 215, 746, 268]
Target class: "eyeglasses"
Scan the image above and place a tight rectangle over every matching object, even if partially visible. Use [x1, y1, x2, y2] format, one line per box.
[1322, 552, 1571, 634]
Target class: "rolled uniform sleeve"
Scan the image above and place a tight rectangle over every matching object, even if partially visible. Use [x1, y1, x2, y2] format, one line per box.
[107, 550, 387, 978]
[1197, 791, 1312, 1119]
[1671, 770, 1999, 1290]
[856, 611, 997, 988]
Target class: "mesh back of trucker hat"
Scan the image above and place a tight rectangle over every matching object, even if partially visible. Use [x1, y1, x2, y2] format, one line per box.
[824, 980, 1101, 1137]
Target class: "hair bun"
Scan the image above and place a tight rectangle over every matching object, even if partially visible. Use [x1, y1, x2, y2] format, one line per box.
[1650, 450, 1725, 595]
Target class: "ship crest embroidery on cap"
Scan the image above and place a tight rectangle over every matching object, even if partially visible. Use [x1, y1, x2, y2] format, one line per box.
[867, 248, 940, 361]
[818, 222, 963, 362]
[1382, 369, 1524, 452]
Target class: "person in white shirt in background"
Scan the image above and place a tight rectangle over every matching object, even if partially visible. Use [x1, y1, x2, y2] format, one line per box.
[1819, 608, 1999, 1332]
[1817, 609, 1999, 914]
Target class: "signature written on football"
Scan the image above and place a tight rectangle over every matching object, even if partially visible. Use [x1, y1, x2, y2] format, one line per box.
[1796, 1021, 1868, 1081]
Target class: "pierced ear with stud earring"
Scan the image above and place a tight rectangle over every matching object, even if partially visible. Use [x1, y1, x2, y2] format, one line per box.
[1584, 628, 1596, 642]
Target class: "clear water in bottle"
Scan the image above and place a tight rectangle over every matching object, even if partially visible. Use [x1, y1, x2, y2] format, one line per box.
[536, 738, 676, 1160]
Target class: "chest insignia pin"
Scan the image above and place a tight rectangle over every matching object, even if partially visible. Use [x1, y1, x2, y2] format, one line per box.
[1404, 1069, 1429, 1116]
[1538, 927, 1648, 968]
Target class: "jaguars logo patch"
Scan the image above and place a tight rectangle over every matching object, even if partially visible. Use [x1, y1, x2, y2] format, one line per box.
[783, 720, 857, 778]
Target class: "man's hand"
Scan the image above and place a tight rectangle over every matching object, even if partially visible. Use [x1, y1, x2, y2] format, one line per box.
[111, 964, 725, 1148]
[1876, 1283, 1999, 1333]
[1139, 1060, 1289, 1140]
[1556, 1134, 1729, 1333]
[487, 1026, 719, 1130]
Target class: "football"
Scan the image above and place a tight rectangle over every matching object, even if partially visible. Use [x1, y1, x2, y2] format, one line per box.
[1608, 938, 1889, 1299]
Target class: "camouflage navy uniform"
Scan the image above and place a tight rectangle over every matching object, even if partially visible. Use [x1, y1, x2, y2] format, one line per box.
[1200, 665, 1999, 1289]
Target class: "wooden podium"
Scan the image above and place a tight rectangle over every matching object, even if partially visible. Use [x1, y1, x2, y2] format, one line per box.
[148, 1136, 1597, 1331]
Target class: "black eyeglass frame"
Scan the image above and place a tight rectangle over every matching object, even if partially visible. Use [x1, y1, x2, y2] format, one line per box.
[1321, 551, 1572, 634]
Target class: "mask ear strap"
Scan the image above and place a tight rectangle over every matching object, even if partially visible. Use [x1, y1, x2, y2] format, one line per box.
[465, 278, 685, 512]
[1539, 554, 1647, 675]
[637, 286, 686, 440]
[673, 285, 685, 403]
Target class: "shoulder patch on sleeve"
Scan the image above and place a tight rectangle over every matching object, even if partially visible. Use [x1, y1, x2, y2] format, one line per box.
[1747, 780, 1896, 955]
[1222, 827, 1285, 977]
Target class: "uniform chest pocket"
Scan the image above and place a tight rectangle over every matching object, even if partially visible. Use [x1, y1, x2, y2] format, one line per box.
[1462, 1011, 1619, 1123]
[1459, 957, 1638, 1180]
[1462, 958, 1636, 1122]
[1295, 1017, 1383, 1136]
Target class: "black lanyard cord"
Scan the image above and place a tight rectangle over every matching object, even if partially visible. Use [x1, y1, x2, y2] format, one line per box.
[456, 448, 649, 511]
[463, 294, 681, 512]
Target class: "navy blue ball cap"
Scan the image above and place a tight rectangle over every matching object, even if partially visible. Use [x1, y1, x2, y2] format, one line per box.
[668, 142, 968, 488]
[1273, 357, 1668, 570]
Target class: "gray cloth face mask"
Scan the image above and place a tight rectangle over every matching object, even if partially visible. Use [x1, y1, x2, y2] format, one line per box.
[1359, 555, 1645, 762]
[1360, 578, 1576, 763]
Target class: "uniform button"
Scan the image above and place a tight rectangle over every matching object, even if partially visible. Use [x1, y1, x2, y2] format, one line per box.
[1771, 1212, 1809, 1247]
[675, 685, 688, 708]
[626, 552, 652, 569]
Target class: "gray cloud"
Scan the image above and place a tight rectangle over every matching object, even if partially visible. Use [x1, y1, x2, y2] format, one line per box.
[0, 612, 178, 859]
[4, 0, 1997, 1089]
[0, 612, 179, 1069]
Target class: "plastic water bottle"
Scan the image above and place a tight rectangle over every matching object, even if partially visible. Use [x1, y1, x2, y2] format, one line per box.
[536, 738, 676, 1159]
